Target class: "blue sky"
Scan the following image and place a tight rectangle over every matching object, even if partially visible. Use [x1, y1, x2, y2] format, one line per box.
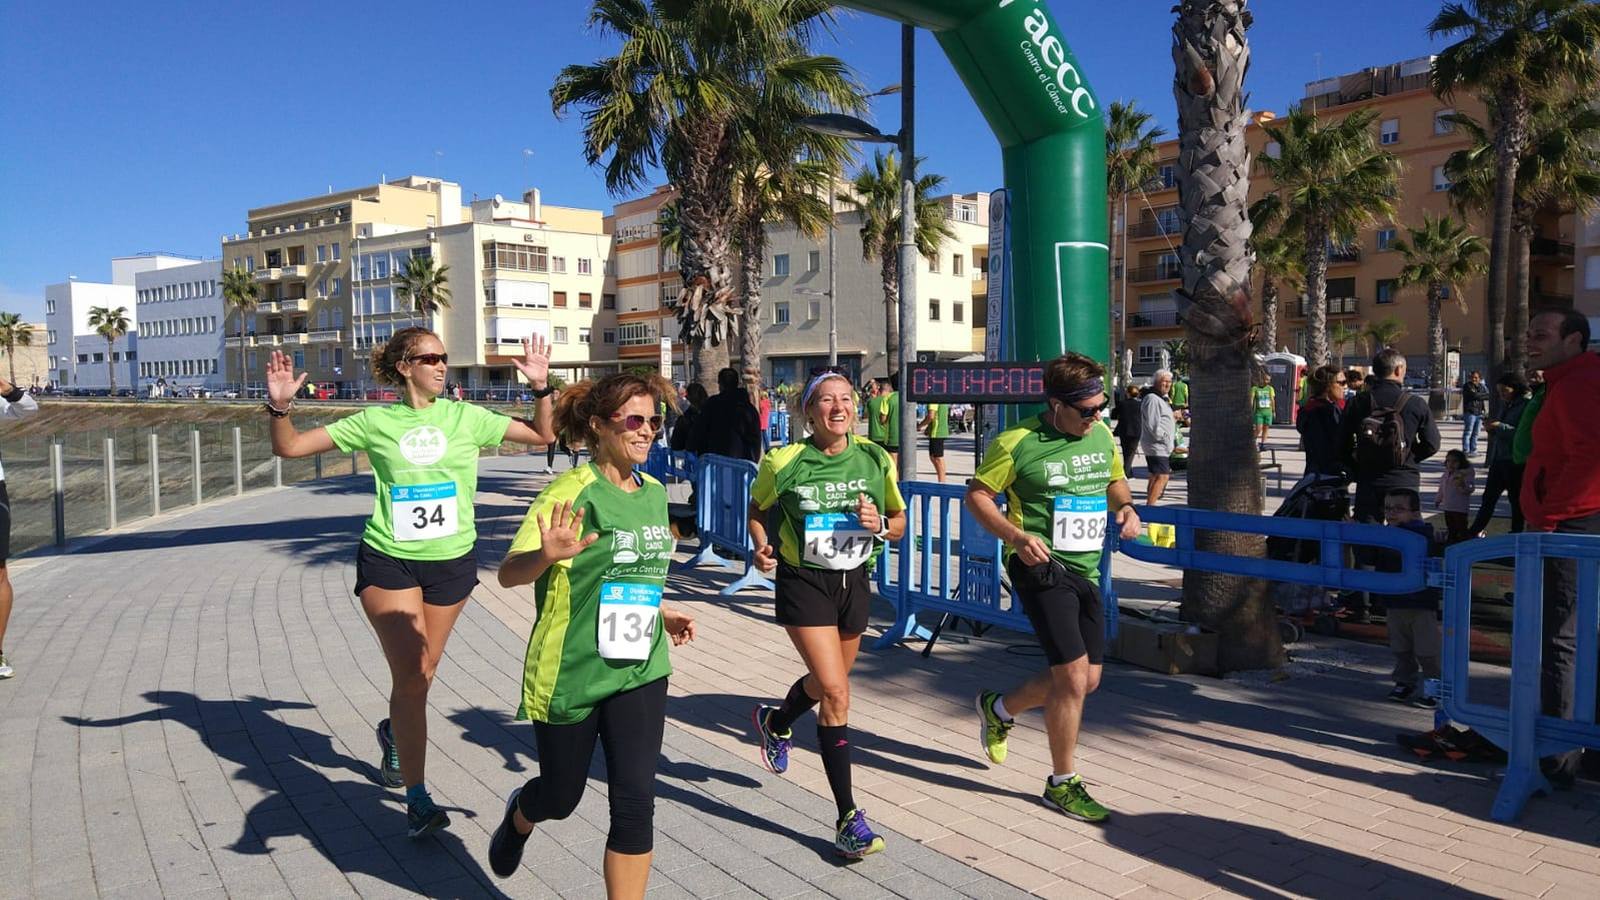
[0, 0, 1451, 322]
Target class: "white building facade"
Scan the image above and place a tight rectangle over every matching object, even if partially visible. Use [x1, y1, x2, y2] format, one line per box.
[45, 279, 137, 392]
[134, 259, 224, 394]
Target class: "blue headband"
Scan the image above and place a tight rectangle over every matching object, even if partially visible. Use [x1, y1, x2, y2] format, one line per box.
[1050, 377, 1105, 405]
[802, 372, 850, 408]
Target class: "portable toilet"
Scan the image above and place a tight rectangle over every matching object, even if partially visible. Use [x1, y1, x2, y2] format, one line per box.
[1261, 351, 1306, 424]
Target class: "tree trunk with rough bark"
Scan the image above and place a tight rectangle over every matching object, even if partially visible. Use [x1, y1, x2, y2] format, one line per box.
[1427, 287, 1446, 415]
[1302, 222, 1330, 367]
[105, 336, 117, 396]
[675, 125, 739, 395]
[1259, 279, 1278, 353]
[739, 214, 765, 402]
[1508, 208, 1533, 380]
[880, 245, 900, 375]
[1485, 83, 1528, 379]
[1173, 0, 1283, 672]
[239, 317, 248, 397]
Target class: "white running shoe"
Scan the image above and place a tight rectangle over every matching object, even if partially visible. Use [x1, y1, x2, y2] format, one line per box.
[0, 654, 13, 679]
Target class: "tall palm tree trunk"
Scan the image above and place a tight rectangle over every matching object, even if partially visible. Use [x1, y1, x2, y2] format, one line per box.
[676, 126, 738, 395]
[1302, 226, 1330, 366]
[1259, 280, 1279, 353]
[739, 216, 765, 399]
[880, 249, 900, 374]
[1508, 211, 1532, 379]
[1173, 0, 1283, 672]
[239, 316, 248, 398]
[1484, 85, 1527, 379]
[105, 337, 117, 395]
[1427, 288, 1446, 414]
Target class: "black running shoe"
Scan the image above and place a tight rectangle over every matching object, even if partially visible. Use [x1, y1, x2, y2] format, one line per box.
[376, 719, 404, 788]
[406, 793, 450, 839]
[488, 788, 529, 877]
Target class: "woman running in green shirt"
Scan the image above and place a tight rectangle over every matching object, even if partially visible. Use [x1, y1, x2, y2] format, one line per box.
[488, 373, 696, 897]
[748, 370, 906, 858]
[266, 327, 556, 838]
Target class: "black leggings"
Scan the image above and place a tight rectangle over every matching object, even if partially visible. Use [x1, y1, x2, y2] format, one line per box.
[517, 677, 667, 855]
[1467, 460, 1524, 536]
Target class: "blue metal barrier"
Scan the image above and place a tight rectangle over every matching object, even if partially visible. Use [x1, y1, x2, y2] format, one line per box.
[642, 445, 697, 484]
[1439, 533, 1600, 822]
[768, 408, 790, 448]
[681, 453, 773, 596]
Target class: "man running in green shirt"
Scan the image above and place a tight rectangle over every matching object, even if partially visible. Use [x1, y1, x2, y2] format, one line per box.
[919, 400, 951, 483]
[967, 352, 1142, 823]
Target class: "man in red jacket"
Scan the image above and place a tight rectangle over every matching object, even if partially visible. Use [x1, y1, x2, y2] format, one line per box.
[1521, 308, 1600, 786]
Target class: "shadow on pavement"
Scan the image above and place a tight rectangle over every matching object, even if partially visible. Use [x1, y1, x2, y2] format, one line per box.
[62, 690, 508, 899]
[63, 515, 366, 567]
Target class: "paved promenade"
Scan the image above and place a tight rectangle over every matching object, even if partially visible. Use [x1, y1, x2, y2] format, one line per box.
[3, 434, 1598, 899]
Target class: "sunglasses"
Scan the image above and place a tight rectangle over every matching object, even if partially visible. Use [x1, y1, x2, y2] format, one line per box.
[612, 413, 664, 432]
[1056, 399, 1107, 419]
[405, 353, 449, 366]
[1335, 379, 1348, 385]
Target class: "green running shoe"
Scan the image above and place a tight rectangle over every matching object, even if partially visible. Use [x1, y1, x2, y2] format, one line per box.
[376, 718, 404, 788]
[1042, 775, 1109, 823]
[975, 690, 1013, 765]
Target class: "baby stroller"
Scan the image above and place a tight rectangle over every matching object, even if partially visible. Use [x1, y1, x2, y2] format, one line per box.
[1265, 475, 1350, 642]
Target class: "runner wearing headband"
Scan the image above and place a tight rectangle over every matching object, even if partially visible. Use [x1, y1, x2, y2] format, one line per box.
[966, 352, 1141, 822]
[748, 370, 906, 858]
[267, 328, 556, 837]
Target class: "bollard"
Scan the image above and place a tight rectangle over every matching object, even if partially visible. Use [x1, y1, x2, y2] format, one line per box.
[232, 426, 243, 496]
[315, 452, 323, 479]
[191, 429, 203, 506]
[51, 441, 66, 547]
[351, 451, 358, 475]
[273, 455, 282, 488]
[149, 432, 161, 516]
[104, 436, 118, 529]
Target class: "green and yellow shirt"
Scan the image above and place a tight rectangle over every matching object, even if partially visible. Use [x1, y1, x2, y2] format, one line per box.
[925, 402, 950, 438]
[882, 392, 902, 447]
[866, 394, 891, 443]
[973, 416, 1124, 578]
[752, 435, 905, 571]
[324, 399, 511, 561]
[1251, 385, 1275, 415]
[510, 465, 674, 724]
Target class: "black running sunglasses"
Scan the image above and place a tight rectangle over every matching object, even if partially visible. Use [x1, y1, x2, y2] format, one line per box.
[405, 353, 449, 366]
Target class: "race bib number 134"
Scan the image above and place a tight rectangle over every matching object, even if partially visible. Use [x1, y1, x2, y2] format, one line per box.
[597, 582, 662, 661]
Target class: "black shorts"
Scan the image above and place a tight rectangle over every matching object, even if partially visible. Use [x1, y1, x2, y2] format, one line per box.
[1008, 556, 1105, 666]
[775, 560, 873, 634]
[1146, 455, 1172, 475]
[883, 443, 899, 453]
[354, 541, 478, 606]
[928, 438, 946, 458]
[0, 480, 10, 564]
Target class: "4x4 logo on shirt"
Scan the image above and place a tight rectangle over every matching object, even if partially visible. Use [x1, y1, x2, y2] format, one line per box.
[1044, 461, 1069, 486]
[399, 425, 448, 465]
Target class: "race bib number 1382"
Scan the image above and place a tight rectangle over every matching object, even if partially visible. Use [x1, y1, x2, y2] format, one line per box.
[1052, 495, 1107, 553]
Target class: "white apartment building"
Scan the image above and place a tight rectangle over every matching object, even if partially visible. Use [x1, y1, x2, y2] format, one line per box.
[134, 259, 224, 394]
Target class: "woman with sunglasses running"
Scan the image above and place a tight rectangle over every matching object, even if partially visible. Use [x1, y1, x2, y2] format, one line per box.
[488, 373, 696, 898]
[748, 370, 905, 858]
[266, 327, 555, 838]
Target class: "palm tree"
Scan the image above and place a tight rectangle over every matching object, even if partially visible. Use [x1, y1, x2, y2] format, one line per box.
[1363, 315, 1409, 354]
[222, 266, 260, 397]
[1106, 100, 1167, 379]
[1172, 0, 1282, 671]
[393, 254, 452, 323]
[1328, 321, 1367, 370]
[87, 305, 130, 396]
[551, 0, 850, 394]
[1393, 215, 1488, 413]
[1430, 0, 1600, 379]
[1251, 107, 1400, 368]
[657, 200, 681, 255]
[839, 150, 953, 374]
[0, 312, 34, 385]
[1248, 231, 1304, 354]
[1445, 93, 1600, 376]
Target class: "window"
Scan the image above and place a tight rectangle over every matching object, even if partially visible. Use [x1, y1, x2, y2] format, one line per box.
[1432, 165, 1452, 192]
[1434, 108, 1455, 135]
[954, 301, 965, 323]
[246, 255, 256, 272]
[316, 244, 327, 263]
[331, 243, 341, 261]
[953, 254, 964, 276]
[603, 329, 616, 344]
[553, 326, 569, 343]
[800, 250, 818, 274]
[552, 256, 567, 274]
[928, 254, 940, 273]
[319, 348, 329, 367]
[1376, 278, 1397, 304]
[929, 297, 941, 321]
[603, 293, 616, 310]
[1380, 118, 1400, 145]
[1159, 163, 1179, 189]
[332, 277, 344, 296]
[773, 302, 791, 325]
[293, 350, 305, 368]
[317, 278, 327, 298]
[333, 348, 343, 367]
[579, 292, 593, 309]
[1136, 341, 1162, 364]
[1377, 228, 1397, 251]
[553, 291, 568, 308]
[578, 258, 592, 275]
[773, 253, 790, 276]
[317, 309, 329, 329]
[807, 300, 822, 320]
[482, 242, 549, 272]
[955, 203, 976, 223]
[578, 327, 592, 344]
[333, 308, 343, 327]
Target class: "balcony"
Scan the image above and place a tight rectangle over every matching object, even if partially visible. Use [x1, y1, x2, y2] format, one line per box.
[660, 282, 682, 307]
[255, 264, 308, 281]
[1129, 264, 1183, 283]
[224, 335, 258, 348]
[1129, 218, 1182, 239]
[308, 330, 342, 343]
[278, 332, 310, 345]
[614, 223, 660, 245]
[1128, 310, 1181, 328]
[259, 298, 309, 314]
[1288, 296, 1361, 318]
[1530, 238, 1574, 260]
[1328, 244, 1361, 264]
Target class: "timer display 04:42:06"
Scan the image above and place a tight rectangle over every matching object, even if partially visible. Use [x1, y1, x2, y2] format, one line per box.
[906, 362, 1046, 403]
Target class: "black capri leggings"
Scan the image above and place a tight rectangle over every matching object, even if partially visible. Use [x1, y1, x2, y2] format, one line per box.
[517, 677, 667, 855]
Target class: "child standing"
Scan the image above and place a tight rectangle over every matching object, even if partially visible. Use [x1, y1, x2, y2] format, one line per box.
[1434, 449, 1476, 543]
[1380, 488, 1442, 709]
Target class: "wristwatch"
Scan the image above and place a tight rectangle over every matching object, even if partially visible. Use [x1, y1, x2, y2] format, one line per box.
[530, 385, 556, 399]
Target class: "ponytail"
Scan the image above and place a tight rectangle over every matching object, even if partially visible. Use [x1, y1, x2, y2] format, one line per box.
[370, 326, 435, 386]
[553, 372, 677, 448]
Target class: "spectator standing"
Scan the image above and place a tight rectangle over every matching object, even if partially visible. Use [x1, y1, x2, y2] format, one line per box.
[1296, 365, 1347, 481]
[0, 377, 39, 679]
[1339, 348, 1440, 621]
[1250, 373, 1276, 450]
[1519, 309, 1600, 787]
[758, 387, 773, 451]
[1434, 450, 1476, 543]
[919, 400, 951, 483]
[1377, 488, 1442, 709]
[671, 383, 708, 452]
[1468, 374, 1529, 537]
[689, 368, 762, 462]
[1460, 370, 1489, 456]
[1111, 385, 1141, 468]
[1139, 371, 1177, 505]
[1343, 368, 1363, 406]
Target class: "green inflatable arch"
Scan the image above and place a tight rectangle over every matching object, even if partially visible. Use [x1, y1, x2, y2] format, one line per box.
[844, 0, 1108, 368]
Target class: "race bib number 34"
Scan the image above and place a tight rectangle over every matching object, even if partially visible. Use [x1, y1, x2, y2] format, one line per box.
[597, 582, 662, 661]
[803, 513, 875, 570]
[1052, 495, 1108, 553]
[391, 482, 458, 542]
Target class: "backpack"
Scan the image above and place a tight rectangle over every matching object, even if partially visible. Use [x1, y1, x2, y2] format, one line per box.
[1357, 390, 1412, 469]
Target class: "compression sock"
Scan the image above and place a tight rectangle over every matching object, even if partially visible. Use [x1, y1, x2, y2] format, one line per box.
[768, 676, 817, 733]
[817, 724, 855, 819]
[405, 783, 430, 804]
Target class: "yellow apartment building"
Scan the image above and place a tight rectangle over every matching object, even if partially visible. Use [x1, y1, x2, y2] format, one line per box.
[1115, 55, 1575, 378]
[605, 186, 687, 378]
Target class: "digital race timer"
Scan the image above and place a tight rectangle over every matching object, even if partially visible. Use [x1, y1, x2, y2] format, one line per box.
[905, 361, 1047, 403]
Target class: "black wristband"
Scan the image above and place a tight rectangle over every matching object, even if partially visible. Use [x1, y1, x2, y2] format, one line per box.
[263, 401, 292, 418]
[1, 387, 23, 404]
[530, 385, 556, 399]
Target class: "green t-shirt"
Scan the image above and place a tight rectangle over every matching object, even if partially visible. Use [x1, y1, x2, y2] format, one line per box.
[510, 464, 674, 724]
[926, 402, 950, 438]
[1251, 385, 1275, 414]
[973, 416, 1124, 578]
[1513, 386, 1544, 465]
[324, 399, 511, 561]
[1170, 380, 1189, 407]
[752, 436, 906, 570]
[883, 392, 902, 447]
[866, 394, 890, 442]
